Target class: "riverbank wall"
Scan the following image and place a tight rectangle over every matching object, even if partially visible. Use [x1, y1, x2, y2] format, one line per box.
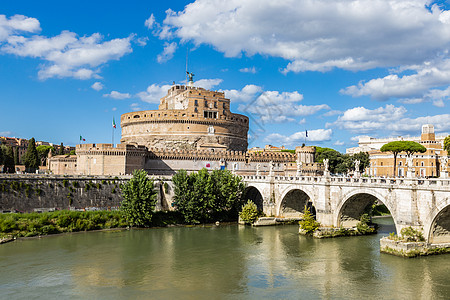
[0, 175, 174, 213]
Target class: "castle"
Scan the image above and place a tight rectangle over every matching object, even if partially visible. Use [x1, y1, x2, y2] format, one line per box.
[49, 79, 322, 176]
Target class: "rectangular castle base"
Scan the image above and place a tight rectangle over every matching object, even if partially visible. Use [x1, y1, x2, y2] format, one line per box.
[380, 237, 450, 257]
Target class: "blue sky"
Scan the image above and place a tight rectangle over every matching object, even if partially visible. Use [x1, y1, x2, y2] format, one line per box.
[1, 0, 450, 152]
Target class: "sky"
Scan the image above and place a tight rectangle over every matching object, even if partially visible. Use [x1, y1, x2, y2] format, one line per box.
[1, 0, 450, 152]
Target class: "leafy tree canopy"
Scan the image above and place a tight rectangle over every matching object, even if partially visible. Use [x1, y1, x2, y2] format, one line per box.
[36, 145, 55, 166]
[172, 169, 245, 224]
[444, 136, 450, 153]
[121, 169, 157, 227]
[2, 145, 15, 173]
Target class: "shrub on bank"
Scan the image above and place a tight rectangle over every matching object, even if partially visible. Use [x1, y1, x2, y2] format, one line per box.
[0, 210, 127, 239]
[299, 206, 320, 234]
[239, 200, 260, 224]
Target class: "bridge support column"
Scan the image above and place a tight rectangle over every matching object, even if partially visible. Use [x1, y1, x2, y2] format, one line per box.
[314, 178, 334, 227]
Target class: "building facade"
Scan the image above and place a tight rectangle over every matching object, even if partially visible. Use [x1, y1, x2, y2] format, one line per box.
[365, 125, 449, 177]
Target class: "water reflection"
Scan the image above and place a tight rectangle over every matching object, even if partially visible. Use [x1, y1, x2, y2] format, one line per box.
[0, 219, 448, 299]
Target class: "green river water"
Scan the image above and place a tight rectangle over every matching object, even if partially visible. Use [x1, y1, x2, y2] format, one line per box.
[0, 217, 448, 299]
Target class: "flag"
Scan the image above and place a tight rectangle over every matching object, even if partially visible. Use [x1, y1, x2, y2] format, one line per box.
[80, 135, 85, 142]
[113, 117, 116, 129]
[305, 130, 308, 137]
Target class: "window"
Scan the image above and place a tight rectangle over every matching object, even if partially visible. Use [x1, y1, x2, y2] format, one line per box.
[381, 162, 383, 166]
[421, 161, 424, 166]
[194, 100, 198, 106]
[214, 102, 217, 108]
[205, 100, 208, 106]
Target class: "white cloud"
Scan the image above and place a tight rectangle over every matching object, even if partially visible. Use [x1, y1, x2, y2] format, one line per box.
[341, 59, 450, 102]
[330, 104, 450, 135]
[103, 91, 131, 100]
[350, 135, 369, 142]
[91, 82, 104, 91]
[298, 118, 306, 125]
[112, 107, 117, 111]
[265, 129, 333, 146]
[1, 15, 133, 80]
[160, 0, 450, 72]
[239, 66, 257, 74]
[0, 131, 13, 136]
[194, 78, 222, 90]
[137, 83, 172, 103]
[322, 110, 343, 117]
[130, 103, 142, 111]
[223, 84, 263, 102]
[0, 14, 41, 41]
[136, 37, 149, 47]
[334, 140, 345, 146]
[157, 42, 177, 63]
[145, 14, 155, 29]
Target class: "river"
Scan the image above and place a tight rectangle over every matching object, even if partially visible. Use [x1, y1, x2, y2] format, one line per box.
[0, 217, 448, 299]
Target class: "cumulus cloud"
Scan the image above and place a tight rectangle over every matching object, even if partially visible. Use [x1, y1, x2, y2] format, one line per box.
[334, 140, 345, 146]
[330, 104, 450, 135]
[137, 83, 172, 103]
[194, 78, 222, 90]
[239, 66, 257, 74]
[223, 84, 329, 123]
[144, 14, 156, 29]
[103, 91, 131, 100]
[0, 14, 41, 41]
[341, 59, 450, 104]
[0, 14, 133, 80]
[130, 103, 142, 111]
[160, 0, 450, 72]
[91, 82, 104, 91]
[136, 37, 149, 47]
[265, 129, 333, 145]
[157, 42, 177, 63]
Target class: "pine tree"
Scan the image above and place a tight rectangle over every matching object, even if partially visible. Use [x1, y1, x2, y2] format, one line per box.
[14, 147, 19, 165]
[24, 138, 40, 173]
[3, 146, 15, 173]
[59, 142, 64, 155]
[0, 145, 3, 165]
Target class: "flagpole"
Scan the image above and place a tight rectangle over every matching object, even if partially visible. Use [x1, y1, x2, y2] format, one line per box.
[112, 123, 114, 148]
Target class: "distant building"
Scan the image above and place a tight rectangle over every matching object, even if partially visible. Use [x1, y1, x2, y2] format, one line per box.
[365, 125, 449, 177]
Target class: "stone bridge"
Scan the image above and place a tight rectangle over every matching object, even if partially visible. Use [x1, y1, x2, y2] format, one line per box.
[242, 175, 450, 244]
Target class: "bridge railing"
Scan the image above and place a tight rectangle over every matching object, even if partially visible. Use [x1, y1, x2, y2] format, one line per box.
[241, 174, 450, 187]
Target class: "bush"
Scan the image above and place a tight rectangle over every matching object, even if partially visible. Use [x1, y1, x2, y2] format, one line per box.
[299, 206, 320, 234]
[400, 226, 425, 242]
[239, 200, 260, 224]
[356, 213, 375, 234]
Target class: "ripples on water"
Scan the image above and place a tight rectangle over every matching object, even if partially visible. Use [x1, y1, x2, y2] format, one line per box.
[0, 217, 448, 299]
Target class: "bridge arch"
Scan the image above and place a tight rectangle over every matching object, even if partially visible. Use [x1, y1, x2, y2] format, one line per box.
[277, 187, 315, 217]
[335, 189, 398, 232]
[243, 186, 264, 211]
[425, 197, 450, 244]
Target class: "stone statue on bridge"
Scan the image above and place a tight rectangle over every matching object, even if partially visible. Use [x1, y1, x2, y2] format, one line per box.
[323, 159, 329, 172]
[269, 161, 274, 176]
[256, 163, 261, 176]
[354, 160, 360, 172]
[441, 156, 448, 178]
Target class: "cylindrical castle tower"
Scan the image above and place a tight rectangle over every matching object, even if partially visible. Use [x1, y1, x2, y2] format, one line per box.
[121, 84, 249, 151]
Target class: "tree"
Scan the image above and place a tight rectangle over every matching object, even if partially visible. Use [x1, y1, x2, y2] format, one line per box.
[381, 141, 426, 177]
[239, 200, 259, 224]
[316, 149, 345, 174]
[36, 145, 55, 166]
[2, 146, 15, 173]
[14, 147, 19, 165]
[121, 169, 157, 227]
[0, 146, 3, 165]
[23, 138, 40, 173]
[69, 149, 76, 155]
[59, 142, 64, 155]
[380, 141, 404, 177]
[172, 169, 245, 224]
[299, 206, 320, 234]
[444, 136, 450, 153]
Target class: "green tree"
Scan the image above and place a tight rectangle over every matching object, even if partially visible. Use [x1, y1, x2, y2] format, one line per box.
[69, 149, 76, 155]
[316, 149, 345, 174]
[121, 169, 157, 227]
[380, 141, 404, 177]
[172, 169, 245, 224]
[443, 136, 450, 153]
[23, 138, 40, 173]
[2, 146, 15, 173]
[0, 145, 3, 165]
[36, 145, 55, 166]
[14, 147, 19, 165]
[380, 141, 426, 177]
[239, 200, 259, 224]
[59, 142, 64, 155]
[299, 206, 320, 234]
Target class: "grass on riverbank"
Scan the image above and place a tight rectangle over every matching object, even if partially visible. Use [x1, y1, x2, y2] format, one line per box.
[0, 210, 187, 240]
[0, 210, 128, 239]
